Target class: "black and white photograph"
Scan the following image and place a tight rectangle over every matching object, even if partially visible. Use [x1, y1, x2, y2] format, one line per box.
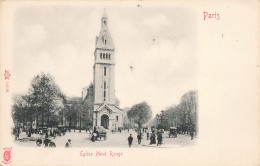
[0, 1, 259, 166]
[11, 6, 198, 148]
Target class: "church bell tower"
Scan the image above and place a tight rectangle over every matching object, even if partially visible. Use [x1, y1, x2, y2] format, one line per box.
[92, 10, 118, 128]
[93, 10, 115, 105]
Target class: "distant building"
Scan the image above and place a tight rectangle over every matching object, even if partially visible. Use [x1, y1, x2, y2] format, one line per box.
[122, 107, 131, 129]
[82, 11, 124, 130]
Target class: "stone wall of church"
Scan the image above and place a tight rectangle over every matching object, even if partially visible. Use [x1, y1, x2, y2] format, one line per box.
[114, 112, 124, 130]
[108, 66, 115, 105]
[93, 64, 115, 105]
[94, 108, 123, 131]
[94, 64, 103, 104]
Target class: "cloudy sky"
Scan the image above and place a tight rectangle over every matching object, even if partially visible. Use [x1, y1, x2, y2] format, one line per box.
[13, 5, 198, 116]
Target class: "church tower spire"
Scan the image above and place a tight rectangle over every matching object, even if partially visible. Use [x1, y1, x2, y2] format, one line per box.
[95, 10, 114, 50]
[93, 11, 115, 106]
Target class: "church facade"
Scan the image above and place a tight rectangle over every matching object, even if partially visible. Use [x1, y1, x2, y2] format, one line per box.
[83, 11, 124, 130]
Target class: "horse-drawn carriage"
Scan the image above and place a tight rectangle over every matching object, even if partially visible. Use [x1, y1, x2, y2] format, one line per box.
[168, 127, 177, 138]
[91, 126, 107, 141]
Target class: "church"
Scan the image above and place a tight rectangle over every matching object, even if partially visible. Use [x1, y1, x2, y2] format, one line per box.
[82, 11, 124, 130]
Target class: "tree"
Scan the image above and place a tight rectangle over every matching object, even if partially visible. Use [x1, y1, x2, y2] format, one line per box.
[12, 94, 37, 129]
[22, 94, 35, 129]
[82, 99, 93, 128]
[179, 90, 198, 132]
[12, 95, 27, 128]
[82, 82, 94, 129]
[29, 73, 65, 128]
[64, 98, 81, 130]
[127, 102, 152, 131]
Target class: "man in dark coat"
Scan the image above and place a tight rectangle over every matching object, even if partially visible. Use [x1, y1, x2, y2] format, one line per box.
[190, 131, 194, 140]
[157, 133, 162, 146]
[137, 133, 142, 144]
[44, 138, 50, 147]
[36, 138, 42, 146]
[91, 133, 95, 142]
[27, 130, 31, 137]
[128, 134, 133, 148]
[147, 132, 149, 140]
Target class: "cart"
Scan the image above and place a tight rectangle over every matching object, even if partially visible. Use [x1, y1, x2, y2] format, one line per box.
[169, 127, 177, 138]
[92, 126, 107, 141]
[97, 132, 107, 140]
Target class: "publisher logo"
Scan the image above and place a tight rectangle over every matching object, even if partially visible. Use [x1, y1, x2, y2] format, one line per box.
[2, 147, 12, 164]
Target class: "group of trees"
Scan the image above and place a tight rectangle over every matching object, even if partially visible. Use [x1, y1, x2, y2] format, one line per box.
[150, 90, 198, 133]
[12, 73, 93, 130]
[125, 91, 198, 133]
[12, 73, 66, 129]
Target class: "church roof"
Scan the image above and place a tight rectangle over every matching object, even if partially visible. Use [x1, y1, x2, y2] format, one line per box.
[95, 13, 115, 50]
[96, 104, 123, 113]
[108, 105, 124, 112]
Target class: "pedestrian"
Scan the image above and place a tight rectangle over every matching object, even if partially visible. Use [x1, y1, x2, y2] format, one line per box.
[27, 130, 31, 137]
[190, 131, 194, 140]
[137, 133, 142, 144]
[16, 128, 20, 140]
[53, 130, 56, 138]
[128, 134, 133, 148]
[65, 139, 72, 148]
[36, 138, 42, 147]
[147, 132, 149, 140]
[45, 132, 49, 138]
[150, 132, 156, 145]
[157, 133, 162, 146]
[44, 138, 49, 147]
[91, 133, 95, 142]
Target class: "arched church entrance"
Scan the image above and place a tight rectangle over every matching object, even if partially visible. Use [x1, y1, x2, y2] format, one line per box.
[101, 114, 109, 129]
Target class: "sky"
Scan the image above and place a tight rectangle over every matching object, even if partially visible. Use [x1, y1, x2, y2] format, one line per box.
[12, 5, 198, 116]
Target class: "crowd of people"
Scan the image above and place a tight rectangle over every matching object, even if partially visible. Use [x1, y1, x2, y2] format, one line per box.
[127, 129, 164, 148]
[13, 126, 71, 148]
[13, 125, 196, 148]
[127, 127, 196, 148]
[35, 128, 69, 147]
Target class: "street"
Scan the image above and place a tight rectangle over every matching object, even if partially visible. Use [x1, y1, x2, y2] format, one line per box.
[14, 129, 197, 148]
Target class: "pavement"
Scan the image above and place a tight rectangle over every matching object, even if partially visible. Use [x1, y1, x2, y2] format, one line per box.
[14, 130, 197, 148]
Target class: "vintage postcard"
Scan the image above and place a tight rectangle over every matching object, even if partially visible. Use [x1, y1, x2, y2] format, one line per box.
[0, 0, 259, 165]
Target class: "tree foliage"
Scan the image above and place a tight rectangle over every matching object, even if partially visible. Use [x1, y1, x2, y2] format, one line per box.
[12, 73, 66, 128]
[82, 82, 94, 128]
[63, 97, 82, 128]
[127, 101, 152, 130]
[149, 90, 198, 133]
[82, 100, 93, 127]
